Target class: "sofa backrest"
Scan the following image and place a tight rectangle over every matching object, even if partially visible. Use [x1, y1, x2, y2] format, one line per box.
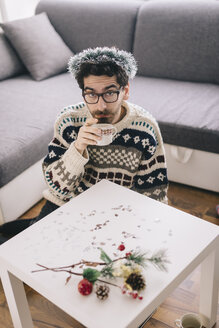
[133, 1, 219, 84]
[36, 0, 142, 53]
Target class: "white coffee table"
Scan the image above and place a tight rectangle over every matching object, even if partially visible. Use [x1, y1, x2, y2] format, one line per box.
[0, 180, 218, 328]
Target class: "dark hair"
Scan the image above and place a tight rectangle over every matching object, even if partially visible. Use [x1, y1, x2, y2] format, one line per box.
[75, 62, 129, 89]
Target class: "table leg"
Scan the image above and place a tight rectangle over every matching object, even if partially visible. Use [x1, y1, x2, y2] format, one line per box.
[199, 247, 219, 328]
[0, 269, 34, 328]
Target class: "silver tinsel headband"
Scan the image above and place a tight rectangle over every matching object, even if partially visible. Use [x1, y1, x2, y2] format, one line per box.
[68, 47, 137, 79]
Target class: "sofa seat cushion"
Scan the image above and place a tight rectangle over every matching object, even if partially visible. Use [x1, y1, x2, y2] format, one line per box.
[0, 73, 81, 187]
[129, 76, 219, 154]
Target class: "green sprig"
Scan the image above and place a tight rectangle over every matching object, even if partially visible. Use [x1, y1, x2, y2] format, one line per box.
[100, 263, 114, 278]
[100, 248, 112, 264]
[83, 268, 101, 283]
[127, 251, 149, 268]
[147, 249, 170, 272]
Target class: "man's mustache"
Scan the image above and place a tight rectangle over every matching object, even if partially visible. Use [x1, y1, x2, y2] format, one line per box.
[93, 110, 111, 115]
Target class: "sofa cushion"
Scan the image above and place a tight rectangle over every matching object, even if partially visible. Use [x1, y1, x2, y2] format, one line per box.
[1, 13, 73, 81]
[35, 0, 142, 53]
[0, 73, 81, 187]
[0, 33, 26, 80]
[133, 1, 219, 84]
[129, 76, 219, 154]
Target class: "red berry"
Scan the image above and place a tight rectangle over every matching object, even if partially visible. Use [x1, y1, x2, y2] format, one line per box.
[118, 244, 125, 251]
[132, 293, 138, 299]
[138, 296, 143, 300]
[126, 252, 132, 257]
[78, 279, 93, 296]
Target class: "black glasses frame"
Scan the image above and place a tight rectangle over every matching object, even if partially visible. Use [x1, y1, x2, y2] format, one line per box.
[82, 88, 122, 104]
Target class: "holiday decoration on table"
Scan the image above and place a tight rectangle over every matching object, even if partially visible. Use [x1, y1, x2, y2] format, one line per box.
[32, 245, 169, 301]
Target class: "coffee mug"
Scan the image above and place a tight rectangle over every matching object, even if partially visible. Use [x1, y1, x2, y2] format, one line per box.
[93, 123, 117, 146]
[175, 313, 202, 328]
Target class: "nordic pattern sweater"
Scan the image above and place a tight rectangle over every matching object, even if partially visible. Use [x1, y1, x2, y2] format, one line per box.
[42, 101, 168, 206]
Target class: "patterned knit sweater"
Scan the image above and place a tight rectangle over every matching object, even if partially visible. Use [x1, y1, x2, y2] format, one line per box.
[42, 101, 168, 206]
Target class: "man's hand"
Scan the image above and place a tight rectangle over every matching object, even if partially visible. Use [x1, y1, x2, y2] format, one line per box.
[74, 118, 101, 155]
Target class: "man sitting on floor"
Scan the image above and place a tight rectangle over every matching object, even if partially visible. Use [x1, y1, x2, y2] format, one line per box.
[0, 47, 168, 242]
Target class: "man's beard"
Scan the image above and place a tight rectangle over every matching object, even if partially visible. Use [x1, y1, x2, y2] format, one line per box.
[93, 110, 113, 123]
[97, 117, 110, 123]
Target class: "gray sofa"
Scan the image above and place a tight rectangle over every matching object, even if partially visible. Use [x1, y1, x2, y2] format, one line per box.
[1, 0, 219, 222]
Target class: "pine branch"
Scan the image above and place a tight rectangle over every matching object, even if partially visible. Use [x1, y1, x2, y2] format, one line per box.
[32, 259, 107, 273]
[100, 263, 114, 278]
[32, 264, 120, 289]
[127, 251, 149, 268]
[32, 264, 83, 276]
[32, 248, 170, 282]
[147, 249, 170, 272]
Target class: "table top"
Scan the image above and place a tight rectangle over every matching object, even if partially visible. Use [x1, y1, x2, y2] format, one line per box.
[0, 180, 218, 328]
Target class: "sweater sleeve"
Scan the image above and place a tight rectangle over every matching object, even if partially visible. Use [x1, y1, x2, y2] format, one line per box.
[131, 120, 168, 204]
[133, 144, 168, 204]
[42, 113, 89, 203]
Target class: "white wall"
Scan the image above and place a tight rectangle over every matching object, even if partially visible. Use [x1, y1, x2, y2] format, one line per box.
[0, 0, 40, 22]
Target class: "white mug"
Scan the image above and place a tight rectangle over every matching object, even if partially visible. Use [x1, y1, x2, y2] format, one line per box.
[175, 313, 202, 328]
[93, 123, 117, 146]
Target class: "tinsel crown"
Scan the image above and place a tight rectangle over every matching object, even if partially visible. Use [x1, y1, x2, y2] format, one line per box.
[68, 47, 137, 79]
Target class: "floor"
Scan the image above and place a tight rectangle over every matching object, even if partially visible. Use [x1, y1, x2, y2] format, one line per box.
[0, 181, 218, 328]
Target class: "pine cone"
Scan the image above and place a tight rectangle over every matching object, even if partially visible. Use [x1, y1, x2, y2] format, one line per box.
[125, 273, 146, 291]
[95, 284, 110, 300]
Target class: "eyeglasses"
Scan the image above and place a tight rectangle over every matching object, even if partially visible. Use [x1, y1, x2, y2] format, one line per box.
[82, 88, 122, 104]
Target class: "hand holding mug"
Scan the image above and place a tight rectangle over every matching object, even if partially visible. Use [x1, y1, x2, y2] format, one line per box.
[74, 118, 102, 154]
